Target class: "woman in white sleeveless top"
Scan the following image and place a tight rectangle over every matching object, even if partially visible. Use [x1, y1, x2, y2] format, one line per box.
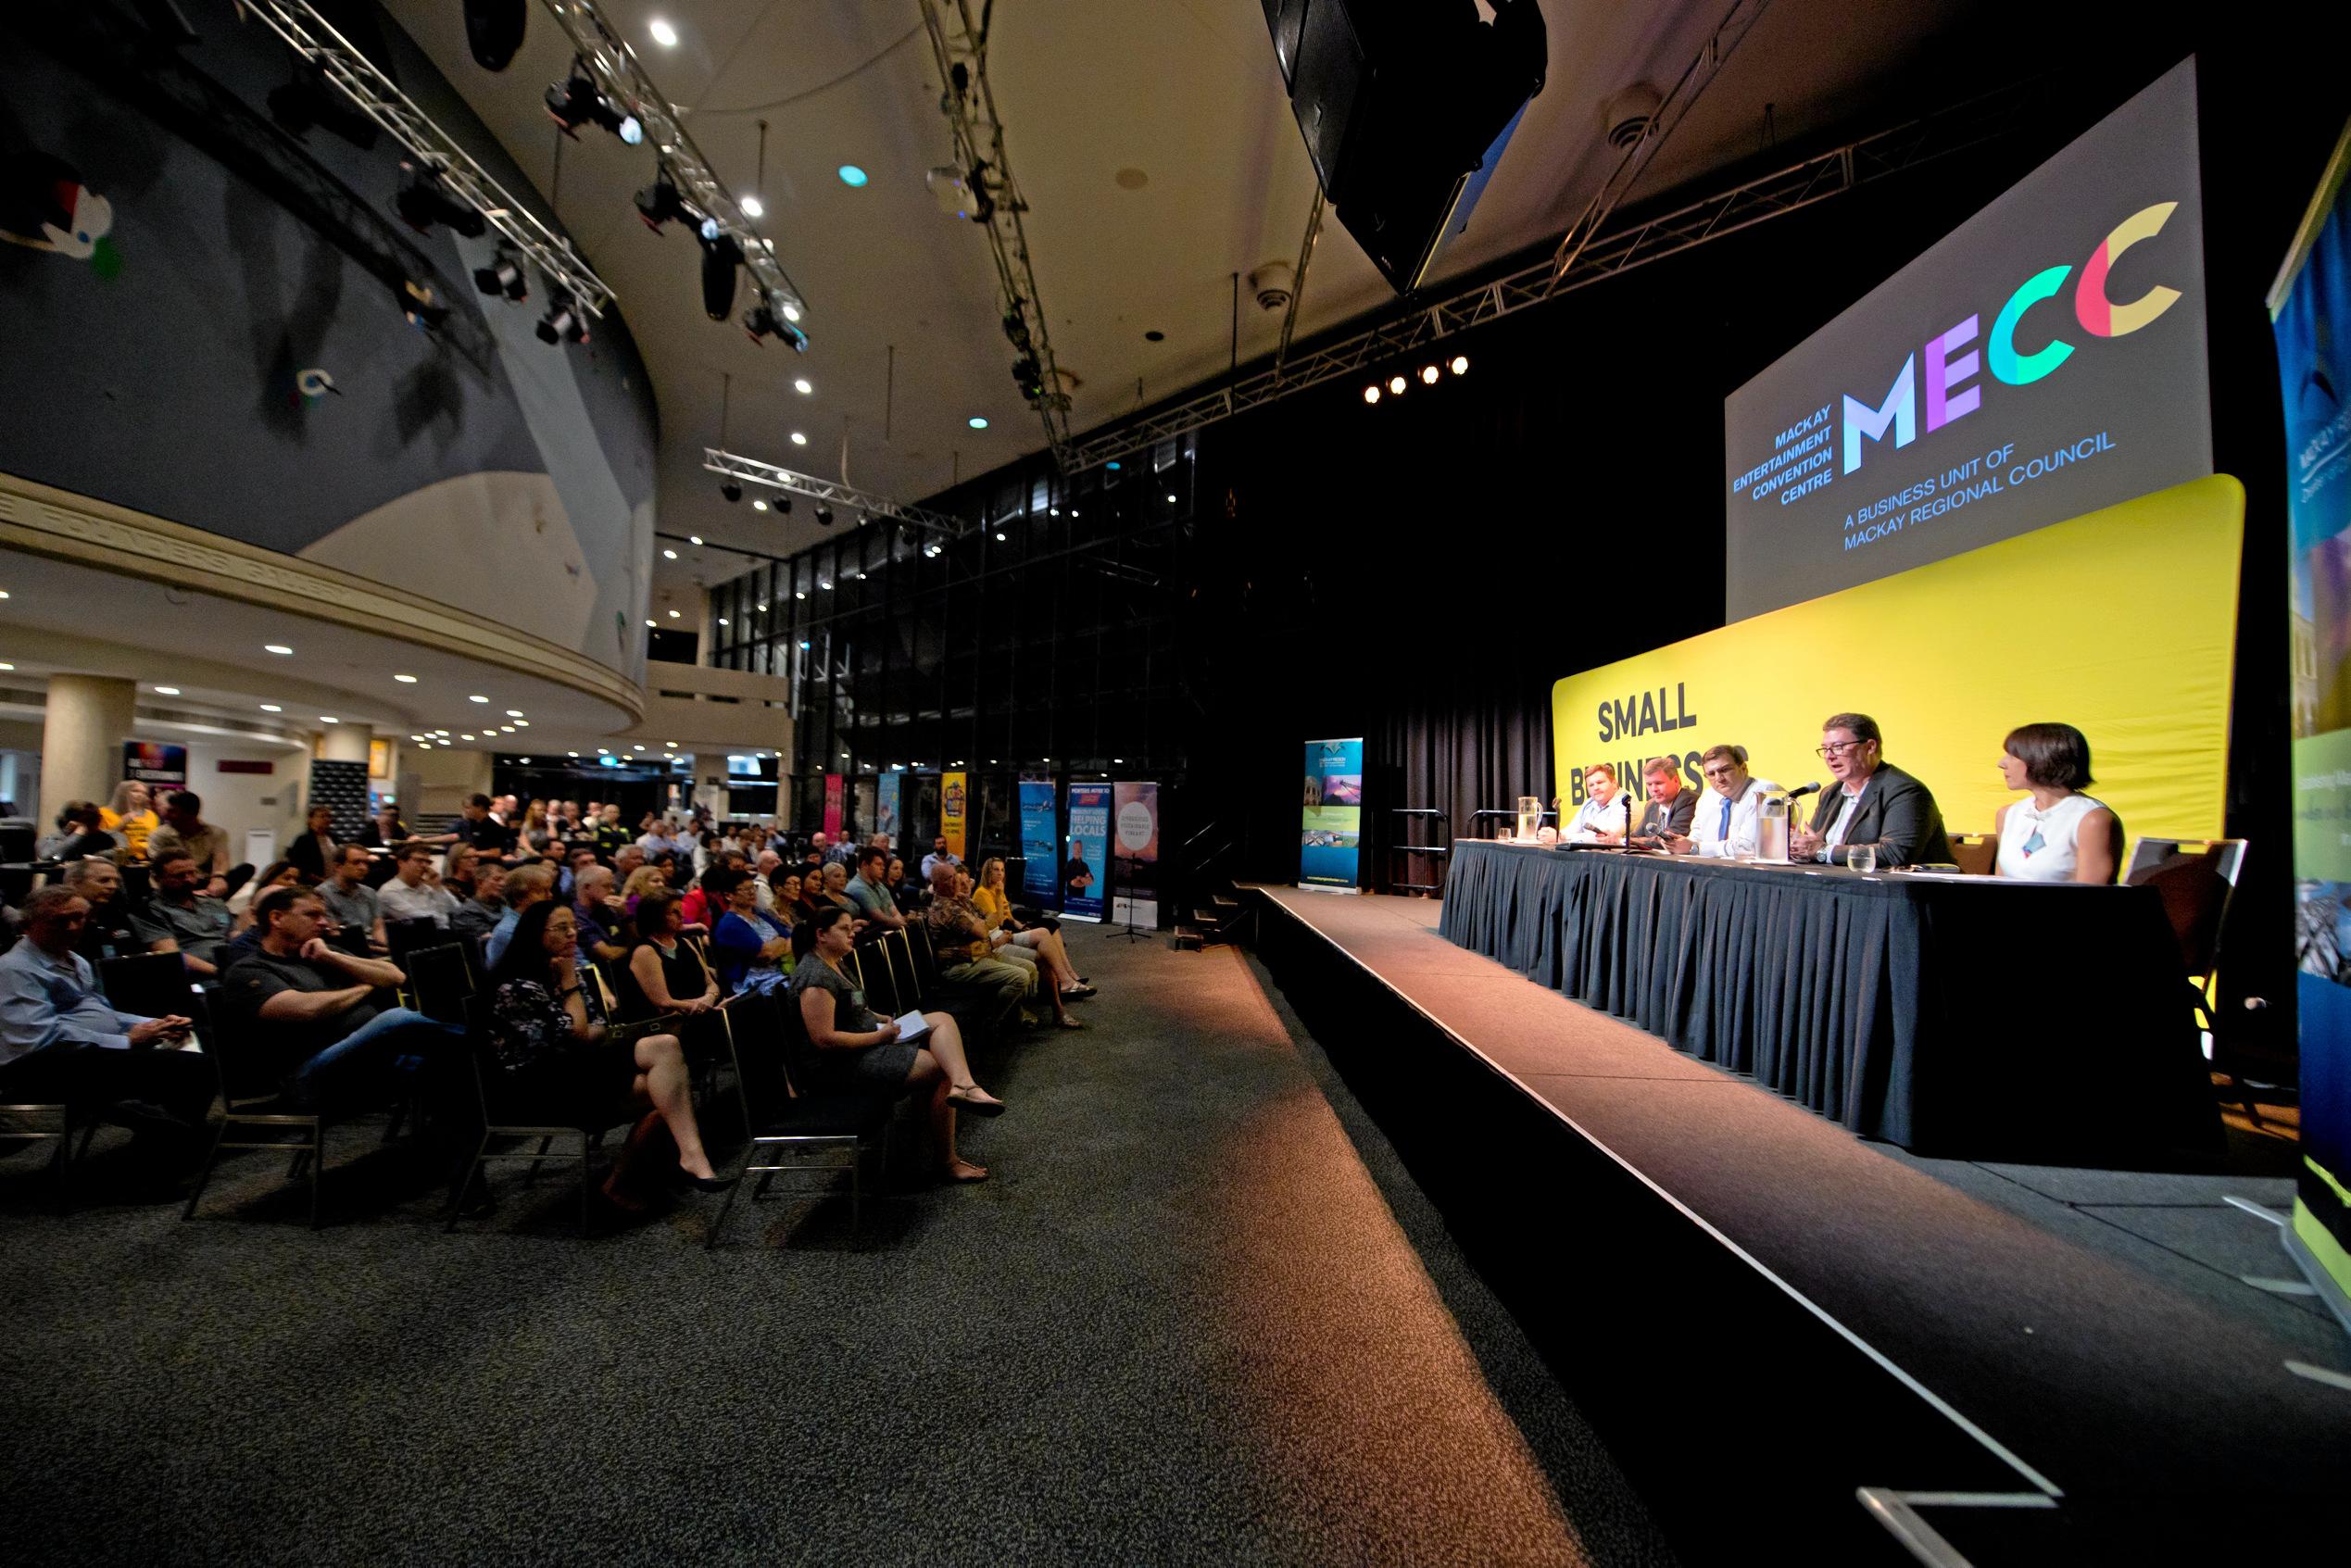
[1993, 722, 2121, 884]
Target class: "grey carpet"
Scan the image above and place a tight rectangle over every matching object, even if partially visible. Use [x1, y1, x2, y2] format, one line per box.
[1, 933, 1672, 1566]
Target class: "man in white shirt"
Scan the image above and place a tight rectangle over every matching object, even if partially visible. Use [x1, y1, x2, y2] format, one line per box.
[1666, 745, 1781, 859]
[1562, 765, 1635, 843]
[377, 841, 459, 929]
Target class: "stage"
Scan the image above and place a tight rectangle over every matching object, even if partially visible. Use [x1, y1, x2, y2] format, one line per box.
[1245, 886, 2350, 1563]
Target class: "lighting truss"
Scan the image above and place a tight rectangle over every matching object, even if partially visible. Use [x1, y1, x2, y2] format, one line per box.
[1061, 78, 2038, 474]
[917, 0, 1072, 462]
[534, 0, 809, 331]
[235, 0, 613, 316]
[703, 449, 974, 539]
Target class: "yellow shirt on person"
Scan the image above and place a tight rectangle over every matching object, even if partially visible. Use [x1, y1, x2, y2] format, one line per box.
[972, 884, 1017, 931]
[101, 808, 160, 859]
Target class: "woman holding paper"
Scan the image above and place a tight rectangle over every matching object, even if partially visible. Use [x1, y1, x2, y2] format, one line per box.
[791, 903, 1004, 1183]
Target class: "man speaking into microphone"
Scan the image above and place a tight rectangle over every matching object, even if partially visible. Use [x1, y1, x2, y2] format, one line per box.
[1789, 712, 1951, 868]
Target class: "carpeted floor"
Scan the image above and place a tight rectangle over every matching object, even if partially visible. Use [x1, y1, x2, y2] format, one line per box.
[0, 933, 1675, 1566]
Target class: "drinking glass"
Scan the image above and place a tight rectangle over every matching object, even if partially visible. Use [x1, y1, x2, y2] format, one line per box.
[1845, 844, 1877, 874]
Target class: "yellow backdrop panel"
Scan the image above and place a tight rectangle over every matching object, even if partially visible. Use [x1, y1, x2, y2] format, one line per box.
[1550, 475, 2244, 851]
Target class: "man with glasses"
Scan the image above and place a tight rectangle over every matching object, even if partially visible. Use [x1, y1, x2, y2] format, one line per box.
[1665, 746, 1781, 859]
[1790, 713, 1950, 869]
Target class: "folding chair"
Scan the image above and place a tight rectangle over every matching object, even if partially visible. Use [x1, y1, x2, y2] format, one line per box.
[99, 950, 205, 1022]
[1948, 833, 1998, 876]
[2127, 837, 2265, 1120]
[444, 997, 628, 1236]
[0, 1098, 76, 1213]
[182, 1022, 330, 1228]
[705, 998, 892, 1250]
[406, 944, 475, 1025]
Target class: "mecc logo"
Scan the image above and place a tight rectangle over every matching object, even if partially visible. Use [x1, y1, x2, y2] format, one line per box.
[1842, 202, 2186, 474]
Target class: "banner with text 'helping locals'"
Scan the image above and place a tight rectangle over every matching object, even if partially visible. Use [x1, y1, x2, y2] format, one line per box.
[1554, 475, 2240, 850]
[1724, 57, 2210, 621]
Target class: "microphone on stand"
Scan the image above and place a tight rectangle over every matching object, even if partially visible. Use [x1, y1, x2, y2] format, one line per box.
[1622, 792, 1634, 844]
[1786, 781, 1824, 800]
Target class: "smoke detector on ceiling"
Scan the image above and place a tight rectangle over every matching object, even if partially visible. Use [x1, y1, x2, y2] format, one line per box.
[1248, 260, 1295, 313]
[1603, 83, 1663, 151]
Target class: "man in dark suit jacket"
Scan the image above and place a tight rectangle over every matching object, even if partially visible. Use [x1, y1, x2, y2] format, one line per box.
[1791, 712, 1951, 868]
[1631, 757, 1699, 844]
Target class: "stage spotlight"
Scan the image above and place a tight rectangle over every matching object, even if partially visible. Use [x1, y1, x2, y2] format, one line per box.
[814, 506, 835, 527]
[698, 230, 742, 321]
[1450, 354, 1469, 375]
[546, 68, 640, 144]
[1363, 384, 1380, 404]
[1419, 364, 1440, 385]
[742, 295, 811, 350]
[471, 247, 527, 302]
[535, 287, 586, 345]
[1001, 307, 1032, 352]
[394, 164, 485, 237]
[1387, 374, 1407, 395]
[721, 480, 743, 503]
[634, 168, 693, 232]
[266, 73, 379, 150]
[463, 0, 527, 70]
[1011, 354, 1043, 402]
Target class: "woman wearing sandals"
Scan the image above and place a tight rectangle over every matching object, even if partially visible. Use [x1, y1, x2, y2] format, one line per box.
[484, 899, 733, 1209]
[971, 858, 1096, 1009]
[791, 903, 1004, 1183]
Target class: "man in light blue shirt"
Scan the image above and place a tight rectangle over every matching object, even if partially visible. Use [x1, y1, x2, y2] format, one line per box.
[484, 865, 557, 967]
[920, 834, 961, 884]
[842, 846, 908, 930]
[0, 886, 215, 1167]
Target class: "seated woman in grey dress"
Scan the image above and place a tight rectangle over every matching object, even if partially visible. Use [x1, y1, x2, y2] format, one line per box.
[788, 903, 1004, 1184]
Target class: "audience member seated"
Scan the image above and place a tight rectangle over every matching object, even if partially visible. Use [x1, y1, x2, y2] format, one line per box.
[1562, 765, 1634, 844]
[44, 802, 120, 863]
[618, 891, 722, 1029]
[484, 901, 730, 1208]
[773, 869, 820, 927]
[923, 862, 1034, 1040]
[101, 781, 159, 861]
[791, 903, 999, 1183]
[569, 866, 632, 972]
[1791, 711, 1953, 869]
[842, 846, 908, 930]
[59, 859, 142, 967]
[145, 791, 232, 897]
[620, 864, 668, 914]
[318, 844, 386, 952]
[219, 886, 459, 1115]
[483, 864, 555, 966]
[229, 860, 304, 937]
[516, 800, 555, 861]
[593, 803, 633, 860]
[285, 804, 339, 883]
[378, 841, 460, 929]
[973, 858, 1092, 1018]
[356, 805, 409, 850]
[1994, 721, 2121, 884]
[1664, 745, 1781, 859]
[750, 851, 785, 912]
[0, 885, 209, 1182]
[611, 842, 647, 886]
[445, 845, 486, 906]
[886, 856, 924, 914]
[1631, 757, 1699, 845]
[708, 867, 793, 999]
[920, 834, 962, 884]
[450, 859, 509, 946]
[132, 850, 234, 978]
[813, 861, 864, 923]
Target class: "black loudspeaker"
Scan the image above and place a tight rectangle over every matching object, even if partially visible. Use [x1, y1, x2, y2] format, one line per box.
[699, 232, 743, 322]
[464, 0, 528, 72]
[1261, 0, 1547, 295]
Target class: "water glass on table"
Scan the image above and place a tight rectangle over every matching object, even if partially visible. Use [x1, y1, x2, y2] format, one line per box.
[1845, 844, 1877, 874]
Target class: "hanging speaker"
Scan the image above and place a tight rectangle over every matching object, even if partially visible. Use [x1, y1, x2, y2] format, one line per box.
[699, 232, 743, 322]
[464, 0, 528, 72]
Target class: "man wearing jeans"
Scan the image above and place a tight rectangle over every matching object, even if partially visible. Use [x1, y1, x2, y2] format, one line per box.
[219, 886, 459, 1112]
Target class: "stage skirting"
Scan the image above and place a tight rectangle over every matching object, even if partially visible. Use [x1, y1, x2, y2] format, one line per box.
[1438, 839, 2217, 1160]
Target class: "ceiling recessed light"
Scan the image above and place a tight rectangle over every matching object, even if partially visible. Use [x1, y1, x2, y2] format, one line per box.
[568, 750, 580, 758]
[795, 591, 806, 600]
[633, 745, 645, 752]
[519, 757, 531, 764]
[741, 194, 764, 218]
[688, 534, 704, 546]
[1166, 493, 1177, 503]
[434, 730, 449, 736]
[837, 165, 868, 187]
[757, 601, 769, 610]
[752, 500, 768, 512]
[667, 609, 681, 619]
[265, 644, 293, 656]
[506, 709, 524, 718]
[718, 617, 730, 625]
[514, 720, 530, 727]
[394, 673, 418, 684]
[648, 17, 678, 47]
[152, 684, 177, 694]
[663, 548, 677, 559]
[321, 717, 339, 724]
[646, 619, 657, 627]
[794, 378, 812, 395]
[0, 591, 10, 600]
[260, 704, 283, 713]
[469, 694, 488, 703]
[968, 416, 988, 430]
[995, 532, 1006, 541]
[790, 432, 808, 445]
[461, 733, 476, 741]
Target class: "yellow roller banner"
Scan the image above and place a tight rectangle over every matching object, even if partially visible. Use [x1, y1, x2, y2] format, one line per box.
[1552, 474, 2243, 852]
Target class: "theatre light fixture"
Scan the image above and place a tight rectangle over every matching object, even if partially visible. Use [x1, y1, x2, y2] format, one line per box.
[546, 64, 640, 144]
[394, 162, 485, 236]
[635, 167, 694, 232]
[537, 288, 587, 345]
[1451, 354, 1470, 374]
[1419, 364, 1440, 385]
[1388, 375, 1407, 395]
[1363, 384, 1380, 404]
[471, 246, 528, 302]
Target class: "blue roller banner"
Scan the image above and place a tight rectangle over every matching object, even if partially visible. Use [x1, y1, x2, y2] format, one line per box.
[1019, 777, 1059, 907]
[1064, 783, 1110, 922]
[1301, 737, 1365, 891]
[2274, 114, 2351, 1333]
[877, 770, 902, 851]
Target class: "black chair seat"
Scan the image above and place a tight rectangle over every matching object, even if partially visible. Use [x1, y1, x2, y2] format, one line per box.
[760, 1093, 892, 1138]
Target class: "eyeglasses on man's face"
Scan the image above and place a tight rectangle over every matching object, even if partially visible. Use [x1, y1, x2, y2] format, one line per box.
[1816, 738, 1869, 759]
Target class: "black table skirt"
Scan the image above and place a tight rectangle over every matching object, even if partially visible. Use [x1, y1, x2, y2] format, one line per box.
[1438, 840, 2219, 1161]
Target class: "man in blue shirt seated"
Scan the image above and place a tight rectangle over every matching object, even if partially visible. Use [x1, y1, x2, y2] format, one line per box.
[482, 864, 556, 967]
[0, 885, 214, 1174]
[842, 845, 908, 930]
[217, 885, 459, 1114]
[920, 834, 961, 884]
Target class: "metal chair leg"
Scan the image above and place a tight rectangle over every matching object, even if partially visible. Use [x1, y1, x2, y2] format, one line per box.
[307, 1129, 324, 1229]
[706, 1166, 744, 1250]
[50, 1129, 71, 1216]
[77, 1121, 99, 1160]
[524, 1134, 554, 1185]
[180, 1119, 231, 1221]
[444, 1130, 491, 1231]
[578, 1145, 593, 1236]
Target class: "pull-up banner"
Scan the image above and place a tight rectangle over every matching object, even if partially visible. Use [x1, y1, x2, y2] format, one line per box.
[942, 771, 968, 860]
[2273, 114, 2351, 1332]
[1018, 777, 1058, 908]
[1064, 783, 1109, 922]
[1113, 781, 1160, 928]
[877, 769, 902, 851]
[1301, 737, 1364, 891]
[822, 773, 844, 838]
[1724, 58, 2210, 621]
